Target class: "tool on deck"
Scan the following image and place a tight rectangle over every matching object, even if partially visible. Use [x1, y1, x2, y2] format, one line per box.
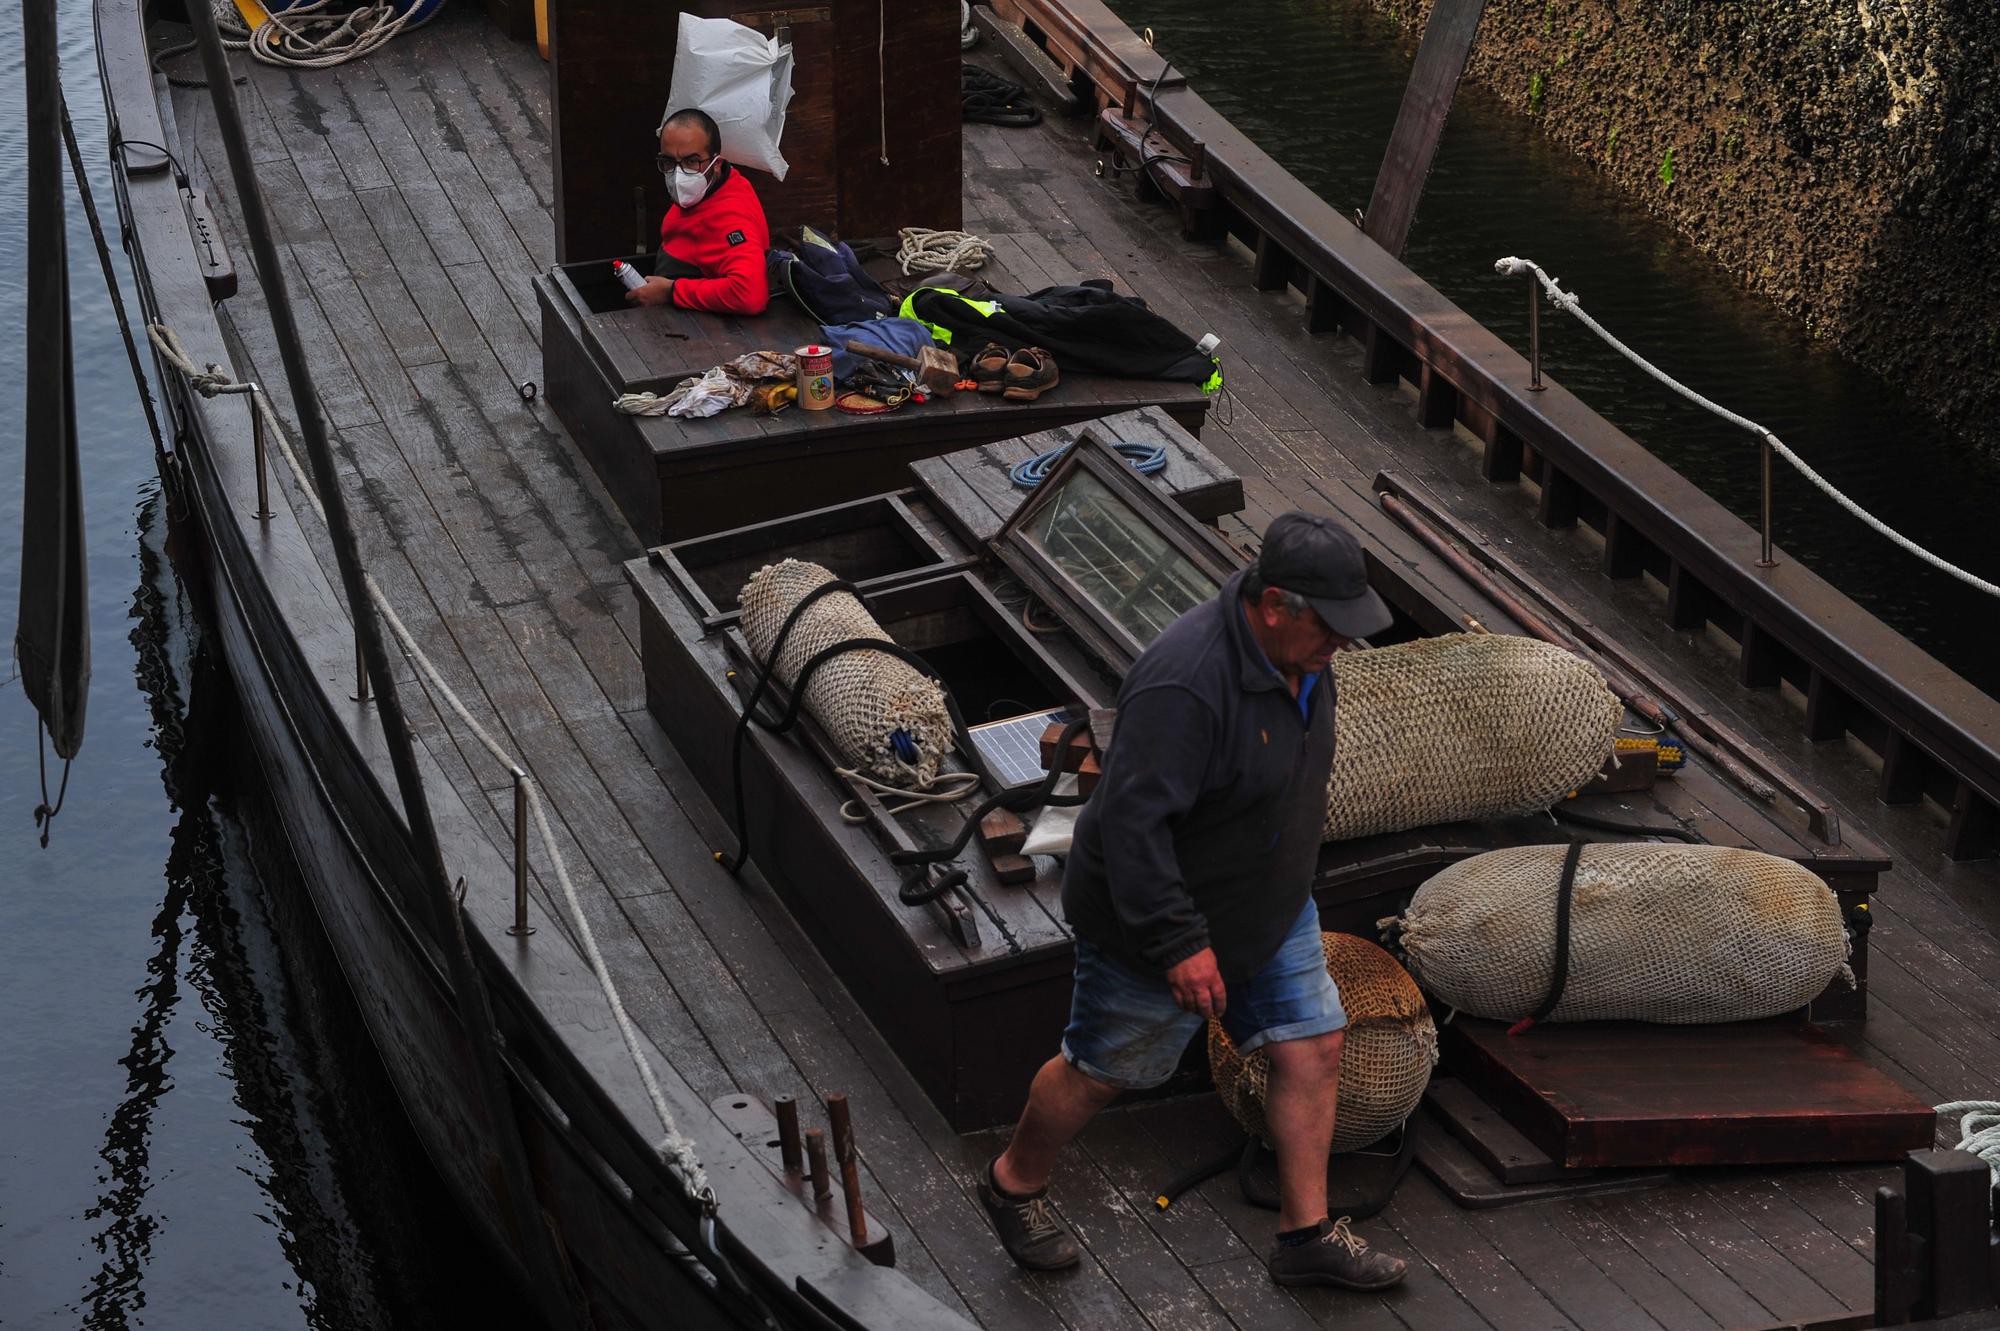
[844, 338, 959, 396]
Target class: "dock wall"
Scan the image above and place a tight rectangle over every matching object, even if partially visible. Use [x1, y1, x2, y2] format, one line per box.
[1368, 0, 2000, 456]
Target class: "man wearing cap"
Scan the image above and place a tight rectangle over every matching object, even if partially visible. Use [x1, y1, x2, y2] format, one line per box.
[980, 512, 1407, 1292]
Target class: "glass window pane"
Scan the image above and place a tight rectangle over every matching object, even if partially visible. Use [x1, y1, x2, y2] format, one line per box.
[1021, 469, 1219, 647]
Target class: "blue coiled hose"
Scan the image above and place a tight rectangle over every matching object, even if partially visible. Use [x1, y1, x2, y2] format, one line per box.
[1009, 441, 1168, 489]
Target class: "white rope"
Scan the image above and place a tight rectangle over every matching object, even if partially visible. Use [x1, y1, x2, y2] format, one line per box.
[895, 226, 993, 276]
[877, 0, 889, 166]
[1935, 1100, 2000, 1187]
[833, 765, 981, 823]
[145, 322, 714, 1205]
[213, 0, 441, 69]
[1494, 256, 2000, 601]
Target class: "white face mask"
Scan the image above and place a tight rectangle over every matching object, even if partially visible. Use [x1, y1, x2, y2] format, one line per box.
[672, 160, 715, 209]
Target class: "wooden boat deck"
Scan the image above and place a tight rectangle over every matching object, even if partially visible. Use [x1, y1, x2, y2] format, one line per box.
[166, 11, 2000, 1327]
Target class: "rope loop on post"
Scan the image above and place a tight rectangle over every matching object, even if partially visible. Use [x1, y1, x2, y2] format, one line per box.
[1934, 1100, 2000, 1187]
[1492, 256, 2000, 601]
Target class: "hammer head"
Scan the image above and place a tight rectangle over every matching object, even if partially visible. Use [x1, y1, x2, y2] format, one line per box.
[912, 346, 959, 396]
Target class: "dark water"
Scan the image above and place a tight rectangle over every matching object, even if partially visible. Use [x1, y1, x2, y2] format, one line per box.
[1, 15, 509, 1328]
[1114, 0, 2000, 698]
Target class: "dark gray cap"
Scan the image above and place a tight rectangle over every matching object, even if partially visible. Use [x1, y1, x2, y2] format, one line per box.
[1256, 511, 1393, 640]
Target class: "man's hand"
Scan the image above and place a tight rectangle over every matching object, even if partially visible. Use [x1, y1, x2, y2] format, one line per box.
[625, 276, 675, 307]
[1165, 947, 1226, 1018]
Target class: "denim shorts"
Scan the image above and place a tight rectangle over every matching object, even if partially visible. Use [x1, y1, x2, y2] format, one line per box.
[1061, 899, 1347, 1091]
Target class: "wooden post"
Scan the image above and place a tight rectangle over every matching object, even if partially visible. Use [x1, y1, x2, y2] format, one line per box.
[775, 1095, 803, 1176]
[827, 1092, 869, 1248]
[1903, 1149, 1995, 1319]
[1362, 0, 1489, 257]
[805, 1128, 832, 1207]
[1875, 1185, 1913, 1326]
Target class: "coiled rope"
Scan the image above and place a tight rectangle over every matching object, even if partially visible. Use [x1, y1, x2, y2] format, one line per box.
[1494, 256, 2000, 601]
[1935, 1100, 2000, 1188]
[144, 321, 713, 1208]
[1010, 439, 1167, 489]
[895, 227, 992, 276]
[211, 0, 441, 69]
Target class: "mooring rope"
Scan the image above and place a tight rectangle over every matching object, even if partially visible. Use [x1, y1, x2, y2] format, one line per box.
[1494, 257, 2000, 601]
[895, 226, 993, 276]
[216, 0, 441, 69]
[144, 321, 714, 1207]
[1934, 1100, 2000, 1188]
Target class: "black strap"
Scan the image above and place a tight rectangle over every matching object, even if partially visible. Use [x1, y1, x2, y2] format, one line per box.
[1512, 839, 1586, 1035]
[720, 578, 1095, 889]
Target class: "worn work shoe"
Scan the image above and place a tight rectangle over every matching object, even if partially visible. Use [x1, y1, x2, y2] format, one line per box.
[978, 1160, 1081, 1271]
[1268, 1216, 1408, 1290]
[1001, 346, 1060, 401]
[969, 341, 1013, 393]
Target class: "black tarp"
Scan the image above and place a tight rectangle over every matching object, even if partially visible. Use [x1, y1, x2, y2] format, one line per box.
[18, 0, 89, 760]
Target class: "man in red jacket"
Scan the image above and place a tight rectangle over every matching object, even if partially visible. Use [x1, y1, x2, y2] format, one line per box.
[626, 108, 770, 316]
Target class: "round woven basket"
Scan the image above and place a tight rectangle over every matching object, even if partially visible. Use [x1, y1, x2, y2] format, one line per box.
[1209, 933, 1438, 1151]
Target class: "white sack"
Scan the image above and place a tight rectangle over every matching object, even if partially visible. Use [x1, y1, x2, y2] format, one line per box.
[665, 14, 795, 181]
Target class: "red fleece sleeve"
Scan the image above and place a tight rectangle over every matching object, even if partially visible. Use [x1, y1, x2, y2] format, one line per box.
[670, 185, 770, 316]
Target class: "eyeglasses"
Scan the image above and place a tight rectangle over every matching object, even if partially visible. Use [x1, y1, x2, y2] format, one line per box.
[655, 152, 714, 175]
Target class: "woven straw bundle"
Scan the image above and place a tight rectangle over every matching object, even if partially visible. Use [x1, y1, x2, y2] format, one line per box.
[1210, 933, 1438, 1151]
[1324, 634, 1621, 843]
[1394, 843, 1851, 1024]
[738, 559, 955, 784]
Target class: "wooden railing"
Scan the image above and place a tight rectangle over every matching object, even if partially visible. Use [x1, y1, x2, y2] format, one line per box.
[996, 0, 2000, 861]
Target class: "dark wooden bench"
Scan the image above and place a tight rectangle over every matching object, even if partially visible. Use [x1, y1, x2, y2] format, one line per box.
[537, 256, 1212, 544]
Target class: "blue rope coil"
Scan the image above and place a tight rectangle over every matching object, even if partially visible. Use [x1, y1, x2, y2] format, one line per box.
[1009, 441, 1168, 489]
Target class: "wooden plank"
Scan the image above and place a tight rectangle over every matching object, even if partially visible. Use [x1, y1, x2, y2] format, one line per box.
[1362, 0, 1488, 257]
[1586, 1188, 1790, 1329]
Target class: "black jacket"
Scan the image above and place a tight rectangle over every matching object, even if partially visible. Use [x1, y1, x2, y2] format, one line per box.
[1061, 570, 1336, 981]
[905, 280, 1217, 385]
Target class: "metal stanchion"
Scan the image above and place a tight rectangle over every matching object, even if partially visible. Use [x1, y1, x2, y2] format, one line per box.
[507, 769, 534, 937]
[1757, 434, 1777, 567]
[1527, 274, 1545, 391]
[249, 388, 273, 521]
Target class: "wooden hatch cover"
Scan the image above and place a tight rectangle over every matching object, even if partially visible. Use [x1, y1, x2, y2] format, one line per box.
[989, 427, 1242, 674]
[1443, 1017, 1936, 1170]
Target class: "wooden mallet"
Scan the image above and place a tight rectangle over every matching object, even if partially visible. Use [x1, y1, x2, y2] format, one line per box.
[844, 339, 959, 397]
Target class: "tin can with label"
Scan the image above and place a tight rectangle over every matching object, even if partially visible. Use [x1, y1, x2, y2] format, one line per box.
[795, 344, 835, 411]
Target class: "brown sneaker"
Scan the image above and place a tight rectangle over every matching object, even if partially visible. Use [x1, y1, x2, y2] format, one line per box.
[1268, 1216, 1407, 1290]
[968, 341, 1012, 394]
[978, 1160, 1080, 1271]
[1001, 346, 1060, 401]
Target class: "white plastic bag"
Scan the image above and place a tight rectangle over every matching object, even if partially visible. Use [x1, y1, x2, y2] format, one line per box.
[664, 14, 794, 181]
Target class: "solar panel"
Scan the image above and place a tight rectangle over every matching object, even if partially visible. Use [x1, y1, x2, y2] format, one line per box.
[968, 708, 1081, 790]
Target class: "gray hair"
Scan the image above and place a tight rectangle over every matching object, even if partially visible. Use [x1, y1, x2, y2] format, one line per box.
[1240, 568, 1310, 615]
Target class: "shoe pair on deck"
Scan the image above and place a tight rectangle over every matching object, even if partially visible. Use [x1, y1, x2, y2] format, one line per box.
[969, 342, 1060, 401]
[978, 1160, 1407, 1290]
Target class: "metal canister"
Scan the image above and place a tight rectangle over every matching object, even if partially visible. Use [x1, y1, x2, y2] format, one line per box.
[795, 344, 835, 411]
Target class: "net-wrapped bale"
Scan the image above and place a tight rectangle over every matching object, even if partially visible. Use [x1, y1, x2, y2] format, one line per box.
[1393, 844, 1852, 1024]
[738, 559, 955, 785]
[1210, 933, 1437, 1151]
[1324, 634, 1620, 842]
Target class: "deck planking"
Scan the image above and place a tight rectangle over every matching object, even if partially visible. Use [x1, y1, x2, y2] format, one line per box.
[160, 10, 2000, 1328]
